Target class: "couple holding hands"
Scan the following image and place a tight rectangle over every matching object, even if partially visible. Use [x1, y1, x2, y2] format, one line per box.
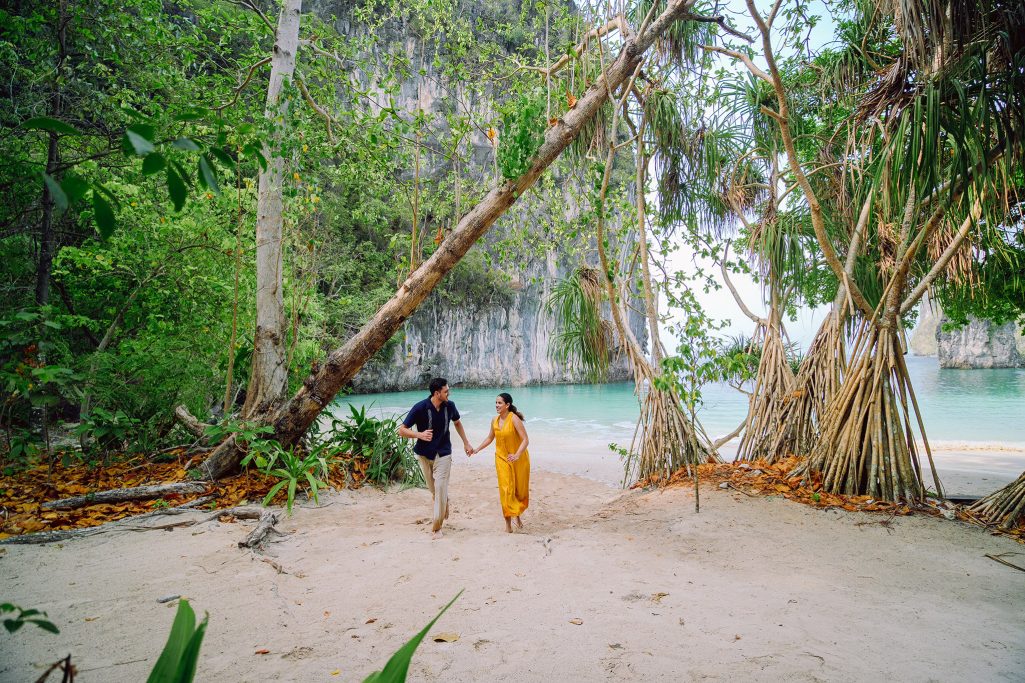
[398, 377, 530, 539]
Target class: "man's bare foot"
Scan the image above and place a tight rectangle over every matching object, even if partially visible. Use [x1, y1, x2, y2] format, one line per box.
[504, 517, 513, 533]
[431, 530, 444, 540]
[514, 516, 524, 529]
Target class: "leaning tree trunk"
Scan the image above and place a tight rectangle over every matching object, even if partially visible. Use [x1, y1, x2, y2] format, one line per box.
[200, 0, 705, 479]
[242, 0, 302, 419]
[969, 471, 1025, 530]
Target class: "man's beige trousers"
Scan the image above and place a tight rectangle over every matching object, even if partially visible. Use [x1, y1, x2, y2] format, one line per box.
[417, 454, 451, 532]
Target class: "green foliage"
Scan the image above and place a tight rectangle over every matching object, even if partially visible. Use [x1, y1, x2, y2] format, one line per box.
[1, 602, 60, 635]
[73, 407, 141, 453]
[325, 405, 423, 489]
[497, 89, 546, 180]
[247, 441, 330, 516]
[205, 418, 274, 448]
[362, 591, 462, 683]
[546, 268, 615, 383]
[436, 250, 515, 309]
[146, 599, 207, 683]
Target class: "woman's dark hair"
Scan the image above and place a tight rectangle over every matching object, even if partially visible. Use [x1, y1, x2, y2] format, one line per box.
[498, 392, 525, 421]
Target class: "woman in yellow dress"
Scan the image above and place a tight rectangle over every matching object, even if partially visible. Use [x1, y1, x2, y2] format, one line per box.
[472, 392, 530, 532]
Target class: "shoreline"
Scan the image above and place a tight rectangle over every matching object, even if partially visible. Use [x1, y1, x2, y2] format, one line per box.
[456, 437, 1025, 498]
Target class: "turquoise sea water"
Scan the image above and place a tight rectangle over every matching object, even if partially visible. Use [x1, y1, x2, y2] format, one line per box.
[335, 356, 1024, 449]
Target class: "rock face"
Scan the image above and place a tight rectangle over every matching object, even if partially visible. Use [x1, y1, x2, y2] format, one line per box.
[910, 297, 1025, 368]
[936, 317, 1025, 369]
[352, 255, 641, 392]
[312, 1, 646, 392]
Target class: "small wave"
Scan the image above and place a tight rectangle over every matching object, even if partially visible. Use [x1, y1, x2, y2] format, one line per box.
[921, 439, 1025, 453]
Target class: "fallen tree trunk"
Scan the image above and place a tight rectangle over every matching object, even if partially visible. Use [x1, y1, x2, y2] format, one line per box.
[1, 505, 264, 545]
[200, 0, 704, 479]
[42, 482, 207, 510]
[173, 404, 212, 441]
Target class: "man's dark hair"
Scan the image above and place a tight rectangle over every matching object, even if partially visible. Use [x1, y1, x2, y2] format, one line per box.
[428, 377, 448, 396]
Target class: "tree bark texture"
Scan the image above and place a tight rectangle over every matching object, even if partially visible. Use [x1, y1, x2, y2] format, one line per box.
[42, 482, 207, 510]
[200, 0, 701, 479]
[242, 0, 302, 419]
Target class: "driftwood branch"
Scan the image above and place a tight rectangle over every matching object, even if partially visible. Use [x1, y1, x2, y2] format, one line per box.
[42, 482, 207, 510]
[174, 404, 211, 440]
[239, 508, 281, 548]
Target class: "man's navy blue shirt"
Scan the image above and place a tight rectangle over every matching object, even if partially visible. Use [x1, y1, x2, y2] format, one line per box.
[403, 398, 460, 460]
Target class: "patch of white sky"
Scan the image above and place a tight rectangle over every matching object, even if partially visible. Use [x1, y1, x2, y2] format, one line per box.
[655, 0, 840, 354]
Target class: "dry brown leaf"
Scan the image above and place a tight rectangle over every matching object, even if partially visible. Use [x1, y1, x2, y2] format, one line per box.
[255, 649, 270, 655]
[432, 632, 460, 642]
[650, 592, 669, 604]
[569, 618, 583, 625]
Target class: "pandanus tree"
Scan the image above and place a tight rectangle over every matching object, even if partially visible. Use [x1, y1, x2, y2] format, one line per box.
[724, 0, 1025, 501]
[547, 0, 771, 483]
[201, 0, 744, 479]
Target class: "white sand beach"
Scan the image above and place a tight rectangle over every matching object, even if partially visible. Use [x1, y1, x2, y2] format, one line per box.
[2, 456, 1023, 682]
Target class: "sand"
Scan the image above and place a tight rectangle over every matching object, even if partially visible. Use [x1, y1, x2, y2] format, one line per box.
[2, 456, 1024, 682]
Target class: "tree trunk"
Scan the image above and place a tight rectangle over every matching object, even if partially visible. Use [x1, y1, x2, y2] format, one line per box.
[34, 0, 67, 308]
[242, 0, 302, 419]
[42, 482, 207, 510]
[200, 0, 703, 479]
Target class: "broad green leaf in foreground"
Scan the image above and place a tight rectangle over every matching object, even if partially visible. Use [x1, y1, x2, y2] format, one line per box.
[362, 590, 462, 683]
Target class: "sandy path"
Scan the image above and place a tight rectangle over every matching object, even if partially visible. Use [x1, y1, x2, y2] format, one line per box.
[2, 465, 1023, 682]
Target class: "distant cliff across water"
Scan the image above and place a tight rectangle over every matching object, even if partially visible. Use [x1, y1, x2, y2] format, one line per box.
[909, 296, 1025, 368]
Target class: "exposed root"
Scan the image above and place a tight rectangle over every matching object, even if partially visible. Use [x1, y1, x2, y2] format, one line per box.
[771, 306, 847, 459]
[736, 322, 795, 463]
[969, 470, 1025, 530]
[803, 321, 941, 502]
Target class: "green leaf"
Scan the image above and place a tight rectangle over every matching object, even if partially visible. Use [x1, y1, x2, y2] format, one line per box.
[42, 174, 68, 212]
[33, 620, 60, 634]
[172, 137, 201, 152]
[174, 109, 208, 122]
[92, 193, 116, 239]
[166, 167, 186, 212]
[142, 153, 166, 175]
[362, 591, 463, 683]
[208, 147, 236, 170]
[125, 125, 156, 156]
[263, 480, 287, 506]
[173, 614, 208, 683]
[24, 117, 80, 135]
[242, 143, 267, 171]
[147, 600, 205, 683]
[61, 174, 90, 203]
[198, 156, 220, 195]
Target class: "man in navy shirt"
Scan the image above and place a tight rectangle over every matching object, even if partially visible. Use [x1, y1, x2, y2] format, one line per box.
[398, 377, 474, 539]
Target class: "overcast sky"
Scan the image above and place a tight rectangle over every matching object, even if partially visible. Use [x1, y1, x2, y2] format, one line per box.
[658, 0, 838, 354]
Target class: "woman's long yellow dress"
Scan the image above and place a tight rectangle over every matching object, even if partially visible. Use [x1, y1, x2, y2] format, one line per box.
[493, 414, 530, 517]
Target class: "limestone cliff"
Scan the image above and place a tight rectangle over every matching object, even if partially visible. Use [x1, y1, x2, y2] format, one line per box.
[311, 1, 646, 391]
[910, 298, 1025, 368]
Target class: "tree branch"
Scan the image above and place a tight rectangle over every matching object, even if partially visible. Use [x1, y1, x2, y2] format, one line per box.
[214, 57, 272, 112]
